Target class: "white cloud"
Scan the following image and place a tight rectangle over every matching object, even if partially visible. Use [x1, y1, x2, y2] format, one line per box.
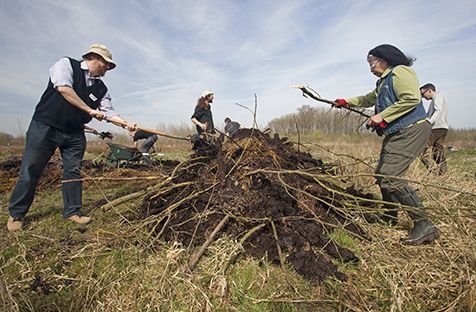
[0, 0, 475, 136]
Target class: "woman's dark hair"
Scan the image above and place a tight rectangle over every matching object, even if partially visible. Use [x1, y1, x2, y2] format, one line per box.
[368, 44, 415, 67]
[196, 97, 209, 109]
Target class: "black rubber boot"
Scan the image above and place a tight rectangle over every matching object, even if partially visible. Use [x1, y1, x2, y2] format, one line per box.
[380, 188, 399, 226]
[402, 219, 440, 245]
[394, 187, 440, 245]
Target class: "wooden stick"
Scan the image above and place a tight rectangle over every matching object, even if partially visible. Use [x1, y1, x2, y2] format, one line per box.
[100, 178, 182, 211]
[270, 220, 286, 270]
[101, 189, 148, 211]
[108, 119, 190, 141]
[222, 222, 268, 274]
[62, 176, 163, 184]
[188, 215, 230, 270]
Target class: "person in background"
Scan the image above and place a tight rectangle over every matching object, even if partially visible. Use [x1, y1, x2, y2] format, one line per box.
[334, 44, 440, 245]
[419, 83, 448, 175]
[224, 117, 241, 137]
[129, 129, 158, 161]
[7, 44, 137, 232]
[191, 90, 215, 135]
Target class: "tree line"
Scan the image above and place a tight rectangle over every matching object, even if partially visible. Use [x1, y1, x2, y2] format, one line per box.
[0, 132, 25, 146]
[266, 105, 370, 135]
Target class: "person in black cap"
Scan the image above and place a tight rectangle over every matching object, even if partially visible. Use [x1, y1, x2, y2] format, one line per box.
[334, 44, 440, 245]
[6, 44, 137, 232]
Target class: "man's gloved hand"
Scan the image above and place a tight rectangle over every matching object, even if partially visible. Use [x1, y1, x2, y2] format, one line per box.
[334, 98, 349, 108]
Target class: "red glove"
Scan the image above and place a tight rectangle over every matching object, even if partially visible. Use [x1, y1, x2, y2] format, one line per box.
[334, 98, 349, 108]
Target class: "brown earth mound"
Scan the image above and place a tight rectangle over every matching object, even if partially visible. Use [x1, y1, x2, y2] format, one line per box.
[138, 129, 374, 283]
[0, 155, 179, 194]
[0, 156, 66, 194]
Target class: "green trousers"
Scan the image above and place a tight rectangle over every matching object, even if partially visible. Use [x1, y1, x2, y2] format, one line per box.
[375, 121, 431, 192]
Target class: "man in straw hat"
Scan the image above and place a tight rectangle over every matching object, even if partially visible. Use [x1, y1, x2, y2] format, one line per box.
[6, 44, 137, 232]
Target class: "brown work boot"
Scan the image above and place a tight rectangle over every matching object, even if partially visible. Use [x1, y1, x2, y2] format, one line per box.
[7, 217, 23, 232]
[67, 215, 92, 225]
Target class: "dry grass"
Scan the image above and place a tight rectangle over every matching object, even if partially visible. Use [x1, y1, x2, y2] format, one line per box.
[0, 132, 475, 311]
[297, 133, 476, 311]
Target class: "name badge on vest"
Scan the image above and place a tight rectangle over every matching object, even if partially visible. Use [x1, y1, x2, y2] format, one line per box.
[89, 93, 98, 101]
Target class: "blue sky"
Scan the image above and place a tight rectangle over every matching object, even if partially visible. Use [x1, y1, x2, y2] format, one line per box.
[1, 0, 475, 135]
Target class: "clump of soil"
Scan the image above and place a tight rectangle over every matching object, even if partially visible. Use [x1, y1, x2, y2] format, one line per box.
[0, 156, 66, 193]
[0, 155, 179, 194]
[139, 129, 373, 283]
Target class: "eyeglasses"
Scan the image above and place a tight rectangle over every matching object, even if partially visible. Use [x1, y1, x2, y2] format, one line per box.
[369, 59, 380, 69]
[421, 89, 429, 97]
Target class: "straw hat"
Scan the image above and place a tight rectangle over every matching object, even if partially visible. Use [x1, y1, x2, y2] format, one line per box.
[82, 44, 116, 69]
[201, 90, 214, 98]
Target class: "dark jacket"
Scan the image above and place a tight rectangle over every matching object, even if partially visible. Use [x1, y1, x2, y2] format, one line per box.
[32, 58, 108, 133]
[191, 104, 214, 134]
[224, 121, 240, 136]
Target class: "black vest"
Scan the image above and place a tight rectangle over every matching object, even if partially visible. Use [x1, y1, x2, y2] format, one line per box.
[32, 58, 108, 132]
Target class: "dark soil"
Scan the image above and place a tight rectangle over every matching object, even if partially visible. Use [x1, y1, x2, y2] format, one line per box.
[0, 131, 373, 283]
[0, 155, 66, 194]
[0, 155, 179, 194]
[138, 129, 373, 283]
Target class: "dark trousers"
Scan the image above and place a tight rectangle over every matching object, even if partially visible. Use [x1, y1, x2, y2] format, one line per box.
[8, 120, 86, 219]
[420, 128, 448, 175]
[138, 134, 158, 153]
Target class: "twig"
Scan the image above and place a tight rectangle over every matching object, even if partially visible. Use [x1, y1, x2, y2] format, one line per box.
[235, 93, 258, 129]
[253, 298, 338, 304]
[222, 222, 268, 274]
[244, 168, 476, 197]
[100, 178, 185, 211]
[188, 215, 230, 270]
[270, 220, 300, 295]
[270, 221, 285, 273]
[101, 189, 147, 212]
[214, 127, 243, 149]
[62, 176, 164, 184]
[293, 115, 301, 153]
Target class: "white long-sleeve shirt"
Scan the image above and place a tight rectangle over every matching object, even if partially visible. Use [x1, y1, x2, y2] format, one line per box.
[427, 93, 448, 129]
[49, 57, 119, 120]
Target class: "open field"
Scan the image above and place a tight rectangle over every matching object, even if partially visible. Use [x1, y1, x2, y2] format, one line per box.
[1, 132, 475, 311]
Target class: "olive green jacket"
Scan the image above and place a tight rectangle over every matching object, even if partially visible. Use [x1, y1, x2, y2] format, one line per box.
[347, 66, 421, 124]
